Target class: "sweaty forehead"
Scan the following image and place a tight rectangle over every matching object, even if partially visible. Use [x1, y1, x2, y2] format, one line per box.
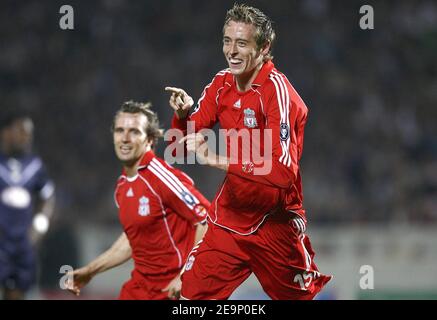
[115, 112, 147, 129]
[224, 21, 257, 40]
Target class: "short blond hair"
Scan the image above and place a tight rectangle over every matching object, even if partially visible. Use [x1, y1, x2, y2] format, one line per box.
[223, 3, 276, 62]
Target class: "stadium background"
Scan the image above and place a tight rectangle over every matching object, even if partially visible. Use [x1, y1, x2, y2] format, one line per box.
[1, 0, 436, 299]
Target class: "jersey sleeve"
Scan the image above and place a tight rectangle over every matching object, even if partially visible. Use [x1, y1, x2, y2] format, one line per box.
[172, 70, 228, 133]
[148, 159, 210, 224]
[227, 76, 308, 189]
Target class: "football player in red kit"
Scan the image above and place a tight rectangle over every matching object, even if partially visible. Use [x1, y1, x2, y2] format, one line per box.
[66, 101, 209, 300]
[165, 4, 331, 300]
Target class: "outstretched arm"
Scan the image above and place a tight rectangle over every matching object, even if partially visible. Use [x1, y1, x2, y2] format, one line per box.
[66, 232, 132, 296]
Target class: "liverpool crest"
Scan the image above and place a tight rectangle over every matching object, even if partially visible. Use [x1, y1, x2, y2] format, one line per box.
[138, 196, 150, 216]
[243, 108, 257, 128]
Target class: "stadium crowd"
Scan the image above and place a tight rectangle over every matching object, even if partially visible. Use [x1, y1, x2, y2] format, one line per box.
[1, 0, 436, 230]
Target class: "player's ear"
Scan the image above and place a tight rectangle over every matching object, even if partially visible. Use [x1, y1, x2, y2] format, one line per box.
[260, 40, 270, 56]
[146, 137, 154, 148]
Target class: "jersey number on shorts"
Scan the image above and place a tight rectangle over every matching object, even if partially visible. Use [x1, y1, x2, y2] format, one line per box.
[293, 271, 320, 290]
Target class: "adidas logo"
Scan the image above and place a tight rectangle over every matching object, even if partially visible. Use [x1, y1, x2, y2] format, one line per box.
[126, 187, 134, 197]
[233, 99, 241, 109]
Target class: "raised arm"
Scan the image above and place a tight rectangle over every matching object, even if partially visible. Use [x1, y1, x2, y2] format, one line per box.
[165, 86, 193, 120]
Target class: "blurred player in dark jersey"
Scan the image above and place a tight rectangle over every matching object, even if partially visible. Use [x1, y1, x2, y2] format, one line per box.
[0, 108, 55, 300]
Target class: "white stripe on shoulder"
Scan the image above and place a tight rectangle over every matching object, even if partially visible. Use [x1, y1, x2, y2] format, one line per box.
[151, 159, 199, 204]
[148, 165, 191, 208]
[149, 161, 183, 193]
[148, 161, 198, 210]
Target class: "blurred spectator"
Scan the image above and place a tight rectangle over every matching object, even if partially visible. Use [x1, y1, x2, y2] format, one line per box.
[0, 107, 55, 299]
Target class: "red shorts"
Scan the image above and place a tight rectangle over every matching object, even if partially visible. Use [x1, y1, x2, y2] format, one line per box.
[118, 269, 177, 300]
[181, 214, 332, 300]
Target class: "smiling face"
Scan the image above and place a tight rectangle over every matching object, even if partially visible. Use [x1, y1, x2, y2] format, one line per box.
[223, 21, 270, 90]
[113, 112, 152, 174]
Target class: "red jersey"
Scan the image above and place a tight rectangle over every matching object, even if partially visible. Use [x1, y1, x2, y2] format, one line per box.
[172, 61, 308, 234]
[114, 151, 209, 277]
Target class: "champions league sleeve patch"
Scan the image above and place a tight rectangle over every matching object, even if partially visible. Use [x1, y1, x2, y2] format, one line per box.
[181, 191, 196, 207]
[280, 123, 290, 141]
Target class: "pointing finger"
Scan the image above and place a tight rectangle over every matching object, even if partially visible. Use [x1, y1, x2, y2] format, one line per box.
[176, 96, 184, 107]
[165, 87, 184, 95]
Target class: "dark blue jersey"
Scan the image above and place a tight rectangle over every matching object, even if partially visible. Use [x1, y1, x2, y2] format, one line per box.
[0, 153, 54, 240]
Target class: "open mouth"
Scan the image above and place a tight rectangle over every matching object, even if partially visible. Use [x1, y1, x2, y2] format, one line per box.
[119, 146, 132, 155]
[229, 58, 243, 67]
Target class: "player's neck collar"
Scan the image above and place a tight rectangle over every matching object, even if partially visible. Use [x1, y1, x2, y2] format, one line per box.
[137, 150, 155, 170]
[251, 60, 275, 87]
[121, 150, 155, 176]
